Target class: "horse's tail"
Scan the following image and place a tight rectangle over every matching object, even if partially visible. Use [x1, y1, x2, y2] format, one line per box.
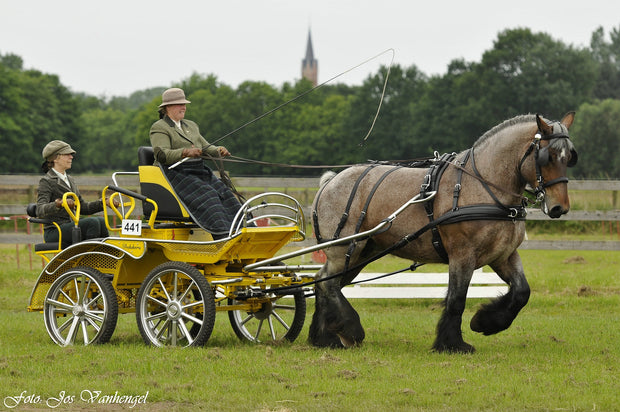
[319, 171, 337, 188]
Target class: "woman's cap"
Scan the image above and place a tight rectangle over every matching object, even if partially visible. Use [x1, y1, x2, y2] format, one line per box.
[42, 140, 76, 161]
[159, 88, 191, 107]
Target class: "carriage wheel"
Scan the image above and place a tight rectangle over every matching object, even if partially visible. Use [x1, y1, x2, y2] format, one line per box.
[228, 286, 306, 343]
[43, 266, 118, 346]
[136, 262, 215, 347]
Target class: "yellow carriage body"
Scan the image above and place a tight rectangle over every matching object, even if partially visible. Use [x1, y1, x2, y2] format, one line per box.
[27, 148, 312, 347]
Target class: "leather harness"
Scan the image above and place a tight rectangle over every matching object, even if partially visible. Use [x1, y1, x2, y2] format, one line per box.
[313, 121, 576, 265]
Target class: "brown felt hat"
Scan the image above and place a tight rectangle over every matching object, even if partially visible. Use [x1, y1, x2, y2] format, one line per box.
[159, 88, 191, 107]
[42, 140, 76, 161]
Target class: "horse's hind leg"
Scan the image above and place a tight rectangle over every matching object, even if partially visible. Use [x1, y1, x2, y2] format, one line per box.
[433, 262, 476, 353]
[470, 251, 530, 335]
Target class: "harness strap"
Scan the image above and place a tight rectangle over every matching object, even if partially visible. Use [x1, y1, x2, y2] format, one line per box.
[452, 149, 471, 211]
[542, 176, 569, 188]
[398, 204, 526, 254]
[344, 166, 403, 270]
[354, 166, 403, 233]
[470, 148, 512, 212]
[421, 153, 455, 263]
[332, 165, 377, 240]
[312, 174, 333, 244]
[268, 203, 527, 296]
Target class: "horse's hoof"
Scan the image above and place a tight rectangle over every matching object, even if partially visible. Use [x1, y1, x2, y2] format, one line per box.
[470, 311, 507, 335]
[337, 333, 363, 348]
[432, 342, 476, 354]
[308, 331, 345, 348]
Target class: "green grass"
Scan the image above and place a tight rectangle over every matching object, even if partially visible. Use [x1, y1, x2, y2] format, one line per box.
[0, 246, 619, 411]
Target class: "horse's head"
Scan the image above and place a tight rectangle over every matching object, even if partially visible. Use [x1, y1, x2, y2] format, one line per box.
[519, 112, 578, 218]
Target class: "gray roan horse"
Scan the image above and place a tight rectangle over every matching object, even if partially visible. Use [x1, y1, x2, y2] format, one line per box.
[309, 112, 578, 353]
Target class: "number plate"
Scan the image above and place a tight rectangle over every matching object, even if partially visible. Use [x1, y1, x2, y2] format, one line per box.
[121, 219, 142, 236]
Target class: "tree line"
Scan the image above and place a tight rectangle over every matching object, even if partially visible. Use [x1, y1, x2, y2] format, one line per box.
[1, 27, 619, 178]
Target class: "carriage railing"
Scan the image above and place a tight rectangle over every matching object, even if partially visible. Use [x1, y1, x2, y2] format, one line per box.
[229, 192, 307, 240]
[111, 171, 140, 219]
[103, 182, 307, 243]
[101, 185, 158, 233]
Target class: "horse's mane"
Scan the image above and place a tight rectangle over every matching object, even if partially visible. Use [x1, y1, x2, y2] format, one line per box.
[472, 113, 575, 157]
[473, 114, 536, 148]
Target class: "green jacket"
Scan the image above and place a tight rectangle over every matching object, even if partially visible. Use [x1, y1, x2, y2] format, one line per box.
[35, 170, 104, 230]
[149, 116, 222, 166]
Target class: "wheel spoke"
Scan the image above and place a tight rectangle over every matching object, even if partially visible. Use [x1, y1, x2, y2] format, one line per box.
[84, 315, 102, 331]
[146, 294, 167, 308]
[157, 278, 171, 301]
[56, 315, 75, 333]
[77, 276, 90, 305]
[268, 317, 276, 340]
[172, 272, 178, 300]
[180, 312, 202, 325]
[146, 311, 167, 322]
[177, 319, 192, 345]
[273, 304, 295, 311]
[156, 319, 171, 341]
[59, 289, 76, 306]
[84, 311, 104, 324]
[81, 319, 90, 344]
[254, 319, 264, 341]
[170, 321, 178, 345]
[181, 299, 203, 311]
[84, 292, 102, 308]
[271, 310, 291, 331]
[240, 313, 254, 326]
[45, 298, 74, 312]
[177, 280, 196, 302]
[65, 316, 81, 345]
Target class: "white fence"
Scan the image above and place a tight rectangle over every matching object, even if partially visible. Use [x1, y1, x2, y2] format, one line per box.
[342, 269, 507, 299]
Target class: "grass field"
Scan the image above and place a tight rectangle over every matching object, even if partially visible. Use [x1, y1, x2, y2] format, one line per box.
[0, 244, 618, 411]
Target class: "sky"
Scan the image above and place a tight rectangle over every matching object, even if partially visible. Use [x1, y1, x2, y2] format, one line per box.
[1, 0, 619, 98]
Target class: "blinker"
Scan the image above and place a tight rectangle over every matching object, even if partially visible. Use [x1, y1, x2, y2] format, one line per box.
[536, 145, 578, 167]
[536, 146, 550, 167]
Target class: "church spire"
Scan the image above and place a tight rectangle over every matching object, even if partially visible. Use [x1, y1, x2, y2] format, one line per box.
[301, 29, 318, 86]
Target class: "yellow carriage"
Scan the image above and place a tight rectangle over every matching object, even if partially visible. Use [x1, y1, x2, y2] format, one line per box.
[26, 148, 313, 347]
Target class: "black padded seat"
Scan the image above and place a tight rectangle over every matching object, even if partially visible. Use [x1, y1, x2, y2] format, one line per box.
[26, 203, 63, 251]
[138, 146, 155, 166]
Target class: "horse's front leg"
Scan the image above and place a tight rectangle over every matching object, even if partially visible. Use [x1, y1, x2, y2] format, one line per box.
[470, 250, 530, 335]
[308, 264, 365, 348]
[433, 262, 475, 353]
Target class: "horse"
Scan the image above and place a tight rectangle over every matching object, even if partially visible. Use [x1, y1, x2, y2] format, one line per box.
[309, 112, 578, 353]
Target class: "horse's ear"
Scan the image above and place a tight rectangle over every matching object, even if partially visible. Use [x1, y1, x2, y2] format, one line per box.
[536, 114, 553, 134]
[560, 111, 575, 130]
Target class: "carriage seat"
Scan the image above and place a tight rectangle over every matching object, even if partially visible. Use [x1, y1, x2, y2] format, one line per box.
[26, 203, 64, 252]
[137, 146, 193, 222]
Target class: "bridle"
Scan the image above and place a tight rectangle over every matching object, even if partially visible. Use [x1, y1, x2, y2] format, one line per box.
[517, 121, 578, 208]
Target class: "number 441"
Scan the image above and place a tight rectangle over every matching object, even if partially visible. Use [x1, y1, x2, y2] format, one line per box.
[121, 219, 142, 235]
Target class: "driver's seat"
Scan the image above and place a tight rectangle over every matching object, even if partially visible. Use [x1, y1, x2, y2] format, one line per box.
[137, 146, 193, 222]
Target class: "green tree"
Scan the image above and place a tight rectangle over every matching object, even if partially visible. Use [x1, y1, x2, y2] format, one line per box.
[570, 99, 620, 178]
[477, 28, 597, 119]
[0, 55, 82, 173]
[590, 25, 620, 100]
[78, 108, 136, 172]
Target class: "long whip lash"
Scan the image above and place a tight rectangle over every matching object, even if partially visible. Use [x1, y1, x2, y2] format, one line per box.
[210, 48, 395, 147]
